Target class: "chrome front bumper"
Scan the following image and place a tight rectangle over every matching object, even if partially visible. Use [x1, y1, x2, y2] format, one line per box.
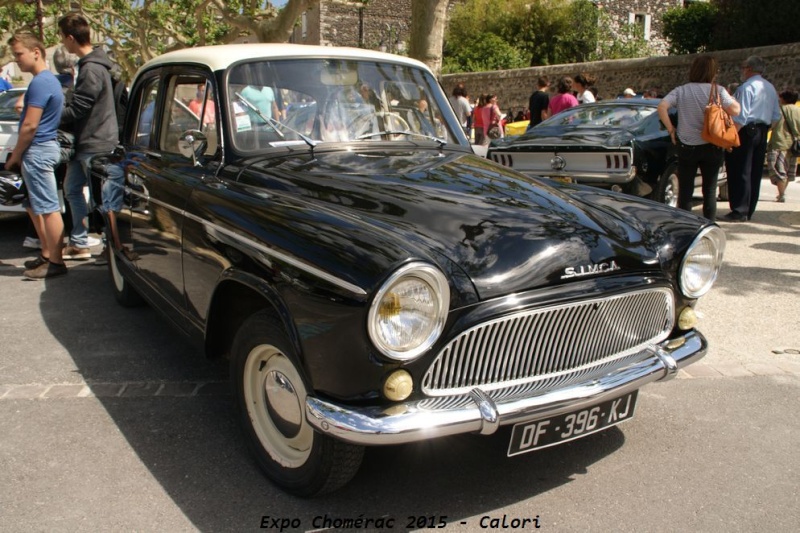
[306, 330, 706, 446]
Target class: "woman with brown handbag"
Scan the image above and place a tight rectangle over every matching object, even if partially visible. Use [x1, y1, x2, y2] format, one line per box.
[657, 55, 740, 222]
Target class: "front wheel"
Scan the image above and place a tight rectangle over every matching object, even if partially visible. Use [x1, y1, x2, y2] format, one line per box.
[655, 163, 679, 208]
[231, 312, 364, 496]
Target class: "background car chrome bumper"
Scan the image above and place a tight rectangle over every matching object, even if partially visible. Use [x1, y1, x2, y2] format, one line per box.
[521, 168, 637, 185]
[305, 330, 706, 446]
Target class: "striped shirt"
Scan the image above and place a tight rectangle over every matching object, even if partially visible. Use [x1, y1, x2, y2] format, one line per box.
[662, 83, 736, 146]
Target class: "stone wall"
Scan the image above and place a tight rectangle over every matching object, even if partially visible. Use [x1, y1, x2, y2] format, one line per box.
[442, 42, 800, 115]
[320, 0, 412, 50]
[291, 0, 414, 50]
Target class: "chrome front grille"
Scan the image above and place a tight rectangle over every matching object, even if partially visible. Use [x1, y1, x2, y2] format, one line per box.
[422, 288, 674, 396]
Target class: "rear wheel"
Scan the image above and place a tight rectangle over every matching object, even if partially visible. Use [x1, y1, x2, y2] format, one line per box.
[231, 311, 364, 496]
[656, 163, 679, 208]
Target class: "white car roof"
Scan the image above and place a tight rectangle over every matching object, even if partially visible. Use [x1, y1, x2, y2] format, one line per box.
[140, 43, 430, 75]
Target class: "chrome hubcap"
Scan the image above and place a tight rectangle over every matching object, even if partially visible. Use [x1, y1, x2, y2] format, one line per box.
[265, 370, 302, 438]
[243, 345, 312, 468]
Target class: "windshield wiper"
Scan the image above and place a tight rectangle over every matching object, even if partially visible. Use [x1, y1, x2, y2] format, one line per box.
[234, 92, 321, 153]
[356, 130, 447, 147]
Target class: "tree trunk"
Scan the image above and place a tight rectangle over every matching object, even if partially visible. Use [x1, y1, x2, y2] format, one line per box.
[409, 0, 449, 77]
[259, 0, 320, 42]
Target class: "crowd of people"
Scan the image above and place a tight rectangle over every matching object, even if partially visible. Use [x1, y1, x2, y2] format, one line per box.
[450, 72, 632, 143]
[6, 13, 126, 279]
[454, 58, 795, 222]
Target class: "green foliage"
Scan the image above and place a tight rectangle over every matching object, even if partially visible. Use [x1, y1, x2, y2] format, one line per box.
[0, 0, 72, 50]
[710, 0, 800, 51]
[559, 0, 600, 63]
[662, 2, 717, 55]
[511, 0, 572, 66]
[443, 0, 648, 74]
[442, 31, 526, 74]
[594, 17, 651, 61]
[661, 1, 800, 55]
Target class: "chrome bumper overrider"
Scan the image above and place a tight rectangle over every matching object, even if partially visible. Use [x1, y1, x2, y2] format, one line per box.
[305, 330, 706, 446]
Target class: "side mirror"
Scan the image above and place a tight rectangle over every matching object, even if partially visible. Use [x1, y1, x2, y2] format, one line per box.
[178, 130, 208, 166]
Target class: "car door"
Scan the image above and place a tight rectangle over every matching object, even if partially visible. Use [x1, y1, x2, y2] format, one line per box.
[124, 68, 219, 322]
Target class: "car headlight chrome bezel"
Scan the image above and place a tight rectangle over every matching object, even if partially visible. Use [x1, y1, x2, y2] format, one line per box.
[679, 225, 726, 298]
[367, 262, 450, 362]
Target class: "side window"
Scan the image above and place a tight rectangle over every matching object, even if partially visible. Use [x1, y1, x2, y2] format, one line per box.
[132, 77, 159, 147]
[161, 76, 218, 157]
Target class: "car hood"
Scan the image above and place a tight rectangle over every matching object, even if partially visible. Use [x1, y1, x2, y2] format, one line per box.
[242, 148, 703, 301]
[494, 126, 635, 149]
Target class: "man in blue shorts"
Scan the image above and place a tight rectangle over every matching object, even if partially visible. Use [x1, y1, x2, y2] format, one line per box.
[6, 33, 67, 279]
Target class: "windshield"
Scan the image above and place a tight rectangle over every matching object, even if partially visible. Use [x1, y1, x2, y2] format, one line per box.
[0, 89, 24, 122]
[226, 59, 463, 151]
[535, 104, 656, 130]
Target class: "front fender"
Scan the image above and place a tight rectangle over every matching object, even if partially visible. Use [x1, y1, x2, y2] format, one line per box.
[204, 268, 301, 364]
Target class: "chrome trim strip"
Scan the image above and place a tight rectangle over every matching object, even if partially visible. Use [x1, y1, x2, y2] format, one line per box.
[305, 330, 707, 446]
[123, 186, 367, 296]
[182, 211, 368, 296]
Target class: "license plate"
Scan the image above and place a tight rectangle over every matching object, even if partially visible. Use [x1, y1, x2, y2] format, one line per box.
[507, 391, 638, 456]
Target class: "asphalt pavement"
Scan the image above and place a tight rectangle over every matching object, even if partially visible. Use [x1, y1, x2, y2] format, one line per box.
[0, 182, 798, 532]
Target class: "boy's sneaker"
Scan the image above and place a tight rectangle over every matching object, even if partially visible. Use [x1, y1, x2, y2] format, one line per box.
[62, 245, 91, 260]
[22, 237, 41, 250]
[24, 255, 48, 270]
[24, 261, 68, 280]
[777, 194, 786, 203]
[86, 235, 103, 247]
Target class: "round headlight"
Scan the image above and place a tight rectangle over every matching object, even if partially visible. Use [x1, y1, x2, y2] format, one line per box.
[368, 262, 450, 361]
[679, 226, 726, 298]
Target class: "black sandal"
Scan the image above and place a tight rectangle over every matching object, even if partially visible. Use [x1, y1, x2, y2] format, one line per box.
[23, 255, 48, 270]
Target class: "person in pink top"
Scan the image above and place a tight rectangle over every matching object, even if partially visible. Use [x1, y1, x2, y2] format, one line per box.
[548, 77, 578, 117]
[188, 83, 216, 125]
[481, 94, 502, 143]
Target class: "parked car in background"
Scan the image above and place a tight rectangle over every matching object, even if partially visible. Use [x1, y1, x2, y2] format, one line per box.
[487, 100, 729, 207]
[0, 88, 25, 215]
[0, 88, 24, 166]
[91, 44, 725, 496]
[503, 119, 530, 137]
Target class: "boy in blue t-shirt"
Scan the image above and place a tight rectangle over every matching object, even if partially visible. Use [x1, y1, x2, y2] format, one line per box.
[6, 33, 66, 279]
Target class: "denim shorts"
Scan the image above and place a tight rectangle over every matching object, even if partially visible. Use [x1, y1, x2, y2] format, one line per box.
[21, 140, 61, 215]
[100, 160, 125, 213]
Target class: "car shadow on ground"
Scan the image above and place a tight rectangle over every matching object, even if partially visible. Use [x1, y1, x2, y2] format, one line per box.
[2, 215, 626, 529]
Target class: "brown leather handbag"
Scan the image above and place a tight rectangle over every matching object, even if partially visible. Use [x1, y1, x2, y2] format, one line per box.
[701, 83, 740, 149]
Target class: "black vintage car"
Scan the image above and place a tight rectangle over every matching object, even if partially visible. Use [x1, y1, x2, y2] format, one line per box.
[91, 44, 725, 496]
[487, 100, 729, 207]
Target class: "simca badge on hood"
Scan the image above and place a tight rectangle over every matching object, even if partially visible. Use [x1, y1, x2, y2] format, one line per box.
[561, 260, 621, 279]
[550, 155, 566, 171]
